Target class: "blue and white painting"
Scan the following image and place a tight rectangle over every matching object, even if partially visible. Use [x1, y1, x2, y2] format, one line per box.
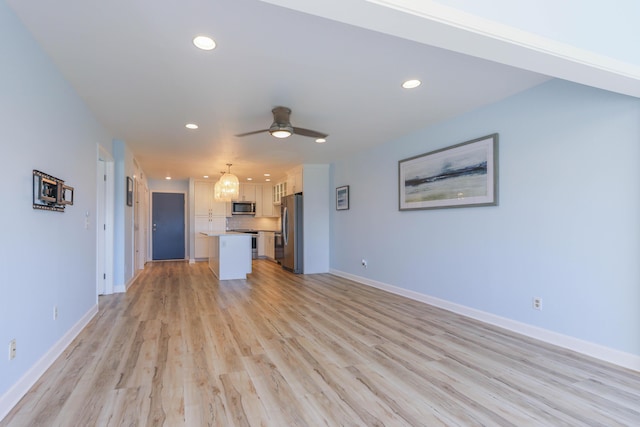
[399, 134, 497, 210]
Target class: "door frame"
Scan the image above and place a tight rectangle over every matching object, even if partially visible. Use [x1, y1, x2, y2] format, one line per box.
[97, 144, 115, 295]
[134, 177, 148, 270]
[150, 190, 188, 261]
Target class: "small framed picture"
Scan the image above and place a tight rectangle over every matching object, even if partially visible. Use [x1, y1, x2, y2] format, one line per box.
[126, 176, 133, 207]
[336, 185, 349, 210]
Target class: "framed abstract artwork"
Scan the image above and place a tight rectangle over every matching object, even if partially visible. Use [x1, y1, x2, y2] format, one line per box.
[399, 134, 498, 210]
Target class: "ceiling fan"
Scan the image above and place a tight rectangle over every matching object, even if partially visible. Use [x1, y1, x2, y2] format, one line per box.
[235, 106, 328, 140]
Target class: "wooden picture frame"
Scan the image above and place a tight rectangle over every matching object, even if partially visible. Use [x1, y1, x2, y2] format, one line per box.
[399, 134, 498, 210]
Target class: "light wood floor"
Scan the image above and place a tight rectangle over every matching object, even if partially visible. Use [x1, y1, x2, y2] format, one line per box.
[3, 260, 640, 426]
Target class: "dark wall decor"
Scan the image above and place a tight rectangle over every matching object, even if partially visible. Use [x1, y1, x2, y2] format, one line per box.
[336, 185, 349, 210]
[126, 176, 133, 207]
[398, 133, 498, 211]
[32, 169, 74, 212]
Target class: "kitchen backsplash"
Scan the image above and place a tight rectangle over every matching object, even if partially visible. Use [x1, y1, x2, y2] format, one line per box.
[227, 216, 280, 231]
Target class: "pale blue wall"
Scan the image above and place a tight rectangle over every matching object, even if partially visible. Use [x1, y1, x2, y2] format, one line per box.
[302, 165, 330, 273]
[331, 79, 640, 355]
[0, 1, 112, 396]
[434, 0, 640, 65]
[113, 139, 137, 288]
[148, 178, 189, 192]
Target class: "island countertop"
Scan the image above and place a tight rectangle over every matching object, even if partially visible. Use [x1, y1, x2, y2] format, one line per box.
[200, 231, 247, 236]
[203, 233, 252, 280]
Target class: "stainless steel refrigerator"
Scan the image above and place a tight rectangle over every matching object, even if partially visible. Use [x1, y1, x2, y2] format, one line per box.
[278, 193, 303, 273]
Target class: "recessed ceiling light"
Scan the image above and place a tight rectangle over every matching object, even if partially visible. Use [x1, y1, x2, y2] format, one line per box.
[265, 178, 271, 182]
[315, 138, 326, 143]
[203, 175, 209, 178]
[264, 173, 270, 177]
[402, 79, 421, 89]
[247, 177, 253, 181]
[185, 123, 198, 130]
[165, 176, 172, 180]
[193, 35, 216, 51]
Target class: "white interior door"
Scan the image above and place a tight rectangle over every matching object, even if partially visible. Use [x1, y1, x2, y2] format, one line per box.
[97, 159, 106, 295]
[97, 145, 114, 295]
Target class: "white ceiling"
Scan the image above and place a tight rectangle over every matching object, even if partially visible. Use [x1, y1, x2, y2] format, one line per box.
[6, 0, 562, 182]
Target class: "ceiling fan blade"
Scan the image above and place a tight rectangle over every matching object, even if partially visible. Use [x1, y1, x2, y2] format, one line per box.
[293, 127, 328, 139]
[235, 129, 269, 137]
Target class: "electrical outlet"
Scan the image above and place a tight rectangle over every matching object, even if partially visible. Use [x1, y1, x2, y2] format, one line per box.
[533, 297, 542, 310]
[9, 339, 16, 360]
[361, 259, 367, 268]
[53, 305, 58, 320]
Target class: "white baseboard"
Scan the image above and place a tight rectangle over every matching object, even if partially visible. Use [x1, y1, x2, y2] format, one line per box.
[113, 270, 143, 293]
[124, 270, 143, 291]
[0, 304, 98, 422]
[330, 269, 640, 372]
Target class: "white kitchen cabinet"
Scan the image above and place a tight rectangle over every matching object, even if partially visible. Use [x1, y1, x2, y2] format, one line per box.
[194, 180, 227, 259]
[195, 181, 226, 216]
[265, 232, 275, 259]
[255, 184, 263, 215]
[287, 166, 303, 195]
[195, 229, 210, 259]
[258, 231, 275, 259]
[237, 183, 256, 202]
[257, 231, 266, 257]
[194, 181, 212, 216]
[205, 233, 252, 280]
[257, 184, 277, 217]
[273, 181, 286, 204]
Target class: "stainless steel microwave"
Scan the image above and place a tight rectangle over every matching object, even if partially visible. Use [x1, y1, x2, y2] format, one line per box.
[231, 201, 256, 215]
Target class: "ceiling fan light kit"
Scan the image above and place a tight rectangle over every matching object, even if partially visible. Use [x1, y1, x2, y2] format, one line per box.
[402, 79, 421, 89]
[269, 123, 294, 139]
[192, 35, 216, 51]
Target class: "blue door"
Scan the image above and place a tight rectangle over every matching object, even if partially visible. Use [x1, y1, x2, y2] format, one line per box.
[152, 192, 185, 260]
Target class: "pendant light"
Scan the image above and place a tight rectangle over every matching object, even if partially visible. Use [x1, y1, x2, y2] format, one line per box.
[213, 171, 225, 201]
[216, 163, 239, 202]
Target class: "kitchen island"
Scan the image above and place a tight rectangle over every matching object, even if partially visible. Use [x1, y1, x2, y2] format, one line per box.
[200, 232, 252, 280]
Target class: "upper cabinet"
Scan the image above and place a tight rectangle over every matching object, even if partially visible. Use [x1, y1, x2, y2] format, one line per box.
[272, 166, 302, 200]
[287, 166, 303, 195]
[258, 184, 276, 217]
[237, 183, 256, 202]
[195, 180, 226, 216]
[273, 181, 286, 204]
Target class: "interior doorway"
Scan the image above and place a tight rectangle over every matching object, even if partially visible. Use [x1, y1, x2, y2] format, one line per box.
[134, 177, 148, 270]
